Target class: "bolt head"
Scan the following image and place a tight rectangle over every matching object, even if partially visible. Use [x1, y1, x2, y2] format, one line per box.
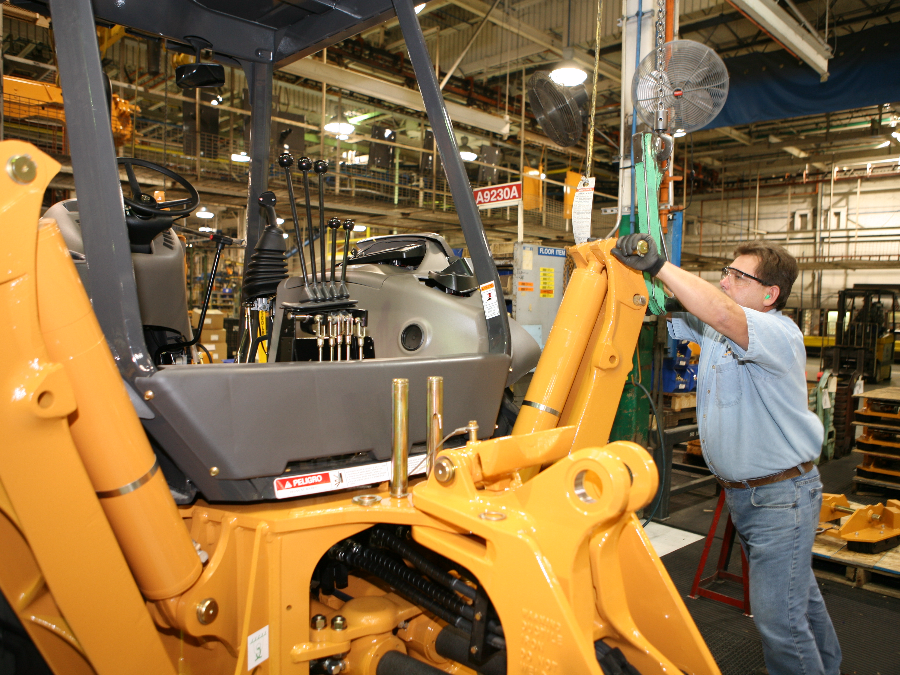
[633, 294, 647, 306]
[143, 390, 154, 401]
[434, 456, 456, 484]
[311, 614, 327, 630]
[635, 239, 650, 255]
[196, 598, 218, 625]
[209, 466, 220, 477]
[7, 155, 36, 184]
[331, 615, 347, 631]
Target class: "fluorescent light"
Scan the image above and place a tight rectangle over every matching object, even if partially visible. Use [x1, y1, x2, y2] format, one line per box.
[276, 218, 285, 225]
[196, 209, 215, 219]
[876, 141, 891, 148]
[231, 152, 251, 162]
[353, 224, 367, 232]
[892, 131, 900, 141]
[198, 226, 214, 232]
[283, 233, 289, 239]
[674, 129, 687, 138]
[336, 134, 350, 141]
[414, 3, 426, 13]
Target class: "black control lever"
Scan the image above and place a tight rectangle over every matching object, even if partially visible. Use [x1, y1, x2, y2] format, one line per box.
[278, 152, 314, 301]
[155, 229, 243, 363]
[339, 219, 353, 298]
[314, 159, 329, 299]
[298, 157, 321, 301]
[258, 191, 278, 227]
[328, 217, 341, 300]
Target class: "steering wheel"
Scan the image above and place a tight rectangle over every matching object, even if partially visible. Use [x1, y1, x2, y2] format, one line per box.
[117, 157, 200, 218]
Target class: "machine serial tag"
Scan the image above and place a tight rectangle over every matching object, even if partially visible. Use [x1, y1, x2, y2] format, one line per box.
[273, 457, 427, 499]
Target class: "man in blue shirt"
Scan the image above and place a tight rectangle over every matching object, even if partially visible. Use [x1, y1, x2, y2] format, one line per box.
[613, 235, 842, 675]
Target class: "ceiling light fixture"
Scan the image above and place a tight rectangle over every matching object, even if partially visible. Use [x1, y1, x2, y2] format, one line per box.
[414, 3, 426, 13]
[876, 140, 891, 149]
[458, 136, 477, 162]
[196, 208, 215, 219]
[324, 109, 355, 136]
[353, 224, 368, 232]
[231, 151, 251, 162]
[198, 226, 215, 232]
[673, 129, 687, 138]
[550, 48, 587, 87]
[549, 2, 586, 87]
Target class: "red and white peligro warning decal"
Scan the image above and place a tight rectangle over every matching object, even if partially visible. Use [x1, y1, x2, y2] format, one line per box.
[273, 455, 427, 499]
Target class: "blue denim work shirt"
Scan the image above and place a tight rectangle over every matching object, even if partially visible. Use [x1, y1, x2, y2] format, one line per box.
[668, 307, 823, 482]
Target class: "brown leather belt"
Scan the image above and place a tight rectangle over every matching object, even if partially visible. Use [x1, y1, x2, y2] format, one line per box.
[715, 461, 815, 490]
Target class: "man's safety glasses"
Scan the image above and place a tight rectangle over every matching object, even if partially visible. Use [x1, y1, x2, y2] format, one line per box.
[721, 266, 767, 286]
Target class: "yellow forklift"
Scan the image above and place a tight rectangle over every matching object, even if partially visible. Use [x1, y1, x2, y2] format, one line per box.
[0, 1, 720, 673]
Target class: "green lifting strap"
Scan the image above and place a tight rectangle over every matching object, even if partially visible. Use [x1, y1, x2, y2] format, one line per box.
[634, 133, 667, 315]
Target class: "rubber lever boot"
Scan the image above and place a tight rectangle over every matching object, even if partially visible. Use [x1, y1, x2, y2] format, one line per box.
[339, 219, 354, 299]
[279, 152, 314, 301]
[314, 159, 329, 299]
[328, 217, 341, 300]
[297, 157, 321, 301]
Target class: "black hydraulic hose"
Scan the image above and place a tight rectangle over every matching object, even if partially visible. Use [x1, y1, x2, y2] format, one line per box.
[369, 528, 476, 601]
[246, 333, 268, 364]
[376, 651, 446, 675]
[435, 626, 507, 675]
[634, 378, 666, 526]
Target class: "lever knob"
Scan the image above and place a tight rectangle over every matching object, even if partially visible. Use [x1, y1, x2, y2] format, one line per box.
[342, 219, 354, 231]
[278, 152, 294, 168]
[297, 157, 313, 172]
[257, 191, 277, 207]
[314, 159, 329, 174]
[328, 217, 342, 230]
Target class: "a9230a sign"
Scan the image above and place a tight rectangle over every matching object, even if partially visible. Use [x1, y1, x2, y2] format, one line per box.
[473, 181, 522, 209]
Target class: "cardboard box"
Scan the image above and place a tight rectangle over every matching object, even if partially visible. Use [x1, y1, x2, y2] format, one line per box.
[190, 308, 225, 330]
[202, 328, 227, 343]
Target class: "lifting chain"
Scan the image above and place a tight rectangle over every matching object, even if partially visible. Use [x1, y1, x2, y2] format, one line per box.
[655, 0, 666, 131]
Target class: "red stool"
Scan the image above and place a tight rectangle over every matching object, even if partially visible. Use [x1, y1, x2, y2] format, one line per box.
[689, 490, 751, 615]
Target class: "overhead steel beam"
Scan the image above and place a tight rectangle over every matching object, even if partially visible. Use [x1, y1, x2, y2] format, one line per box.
[728, 0, 832, 80]
[280, 57, 511, 135]
[450, 0, 621, 82]
[716, 126, 753, 145]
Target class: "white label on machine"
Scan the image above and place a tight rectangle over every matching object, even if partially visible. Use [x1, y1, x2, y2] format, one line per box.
[273, 457, 427, 499]
[480, 281, 501, 319]
[248, 625, 269, 669]
[572, 177, 595, 244]
[822, 390, 831, 409]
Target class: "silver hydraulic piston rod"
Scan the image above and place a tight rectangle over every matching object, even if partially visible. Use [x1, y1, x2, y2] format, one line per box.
[390, 378, 409, 498]
[426, 376, 443, 478]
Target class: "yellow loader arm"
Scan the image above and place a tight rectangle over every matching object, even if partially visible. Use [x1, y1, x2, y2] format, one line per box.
[0, 141, 719, 675]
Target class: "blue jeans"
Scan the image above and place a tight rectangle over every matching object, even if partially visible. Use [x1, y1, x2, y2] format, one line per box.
[725, 467, 842, 675]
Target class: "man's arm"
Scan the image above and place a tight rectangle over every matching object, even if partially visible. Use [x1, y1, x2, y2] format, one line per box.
[656, 262, 749, 349]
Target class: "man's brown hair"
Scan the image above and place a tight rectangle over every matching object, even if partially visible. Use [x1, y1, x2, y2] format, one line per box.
[733, 240, 798, 310]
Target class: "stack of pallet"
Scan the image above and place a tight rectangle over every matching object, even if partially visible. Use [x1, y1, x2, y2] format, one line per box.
[853, 387, 900, 496]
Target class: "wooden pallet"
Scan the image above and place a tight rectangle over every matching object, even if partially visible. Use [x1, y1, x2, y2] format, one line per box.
[664, 392, 697, 411]
[813, 501, 900, 598]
